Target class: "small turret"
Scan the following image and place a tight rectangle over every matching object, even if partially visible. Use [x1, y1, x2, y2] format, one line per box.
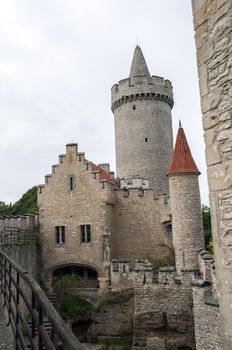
[167, 124, 205, 273]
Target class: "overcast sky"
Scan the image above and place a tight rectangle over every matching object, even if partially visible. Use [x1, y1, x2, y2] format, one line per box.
[0, 0, 209, 205]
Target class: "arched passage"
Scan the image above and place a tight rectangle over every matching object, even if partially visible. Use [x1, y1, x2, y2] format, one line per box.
[53, 265, 99, 288]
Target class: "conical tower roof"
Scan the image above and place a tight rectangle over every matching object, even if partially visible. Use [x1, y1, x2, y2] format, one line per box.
[167, 124, 200, 176]
[129, 46, 150, 78]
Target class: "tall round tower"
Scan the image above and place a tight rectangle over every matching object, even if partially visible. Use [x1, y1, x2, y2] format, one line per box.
[167, 124, 205, 274]
[111, 46, 174, 194]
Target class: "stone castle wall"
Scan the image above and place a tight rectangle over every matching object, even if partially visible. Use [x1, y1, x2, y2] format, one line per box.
[192, 0, 232, 348]
[0, 214, 39, 231]
[38, 143, 115, 287]
[0, 214, 39, 278]
[193, 285, 222, 350]
[192, 250, 222, 349]
[132, 263, 195, 350]
[111, 189, 172, 265]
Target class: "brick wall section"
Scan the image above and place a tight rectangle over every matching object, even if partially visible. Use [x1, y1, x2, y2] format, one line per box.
[192, 1, 232, 348]
[111, 189, 172, 264]
[38, 144, 114, 288]
[193, 286, 222, 350]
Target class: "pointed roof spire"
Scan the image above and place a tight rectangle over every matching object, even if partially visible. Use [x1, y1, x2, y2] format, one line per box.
[129, 46, 150, 78]
[167, 124, 200, 176]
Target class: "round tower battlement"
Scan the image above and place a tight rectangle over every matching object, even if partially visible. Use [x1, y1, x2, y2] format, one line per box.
[112, 46, 174, 195]
[111, 75, 173, 112]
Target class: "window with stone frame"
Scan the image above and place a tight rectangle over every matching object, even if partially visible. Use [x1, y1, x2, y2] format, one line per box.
[80, 225, 91, 243]
[68, 175, 75, 192]
[55, 226, 65, 245]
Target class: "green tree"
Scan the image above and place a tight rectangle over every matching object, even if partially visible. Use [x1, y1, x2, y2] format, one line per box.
[202, 205, 213, 253]
[0, 186, 38, 216]
[11, 186, 38, 214]
[0, 201, 12, 215]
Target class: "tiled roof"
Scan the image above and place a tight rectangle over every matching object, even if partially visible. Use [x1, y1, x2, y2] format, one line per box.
[167, 126, 200, 176]
[91, 163, 115, 185]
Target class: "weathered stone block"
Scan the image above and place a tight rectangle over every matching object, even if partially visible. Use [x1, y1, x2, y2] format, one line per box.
[147, 336, 165, 350]
[206, 144, 222, 165]
[207, 163, 227, 191]
[199, 64, 209, 96]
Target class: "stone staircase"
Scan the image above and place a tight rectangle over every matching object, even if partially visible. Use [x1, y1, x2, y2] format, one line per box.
[25, 319, 52, 349]
[47, 293, 57, 308]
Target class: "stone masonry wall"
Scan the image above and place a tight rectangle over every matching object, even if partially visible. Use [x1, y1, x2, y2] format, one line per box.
[113, 98, 173, 195]
[38, 144, 114, 288]
[132, 268, 195, 350]
[192, 1, 232, 348]
[112, 189, 173, 265]
[193, 286, 222, 350]
[169, 174, 204, 273]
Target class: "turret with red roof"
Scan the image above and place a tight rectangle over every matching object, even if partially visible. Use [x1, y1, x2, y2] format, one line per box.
[167, 123, 205, 273]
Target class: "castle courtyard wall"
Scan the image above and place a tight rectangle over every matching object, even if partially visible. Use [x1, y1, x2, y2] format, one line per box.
[111, 189, 172, 265]
[193, 285, 222, 350]
[192, 1, 232, 348]
[132, 269, 195, 350]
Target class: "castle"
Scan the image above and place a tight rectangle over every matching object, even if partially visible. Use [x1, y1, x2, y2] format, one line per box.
[37, 46, 204, 291]
[36, 46, 207, 349]
[1, 1, 231, 349]
[0, 41, 225, 350]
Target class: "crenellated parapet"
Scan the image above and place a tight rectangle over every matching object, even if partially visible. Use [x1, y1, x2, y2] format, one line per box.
[0, 213, 39, 232]
[118, 176, 150, 189]
[111, 75, 174, 112]
[111, 259, 193, 291]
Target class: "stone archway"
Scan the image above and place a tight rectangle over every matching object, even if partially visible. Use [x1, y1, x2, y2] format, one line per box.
[53, 264, 99, 288]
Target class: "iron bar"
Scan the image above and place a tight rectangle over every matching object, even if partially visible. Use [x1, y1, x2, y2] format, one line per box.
[0, 247, 85, 350]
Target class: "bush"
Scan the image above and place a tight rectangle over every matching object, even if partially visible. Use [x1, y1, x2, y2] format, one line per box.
[59, 296, 93, 321]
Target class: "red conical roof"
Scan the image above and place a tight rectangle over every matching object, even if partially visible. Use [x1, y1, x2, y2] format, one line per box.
[167, 125, 200, 176]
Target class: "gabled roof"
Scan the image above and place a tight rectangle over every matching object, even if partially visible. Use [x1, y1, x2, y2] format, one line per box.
[91, 163, 115, 185]
[167, 125, 200, 176]
[129, 45, 150, 78]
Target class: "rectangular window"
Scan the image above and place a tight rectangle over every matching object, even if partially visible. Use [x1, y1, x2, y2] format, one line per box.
[55, 226, 65, 245]
[69, 175, 75, 192]
[80, 225, 91, 243]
